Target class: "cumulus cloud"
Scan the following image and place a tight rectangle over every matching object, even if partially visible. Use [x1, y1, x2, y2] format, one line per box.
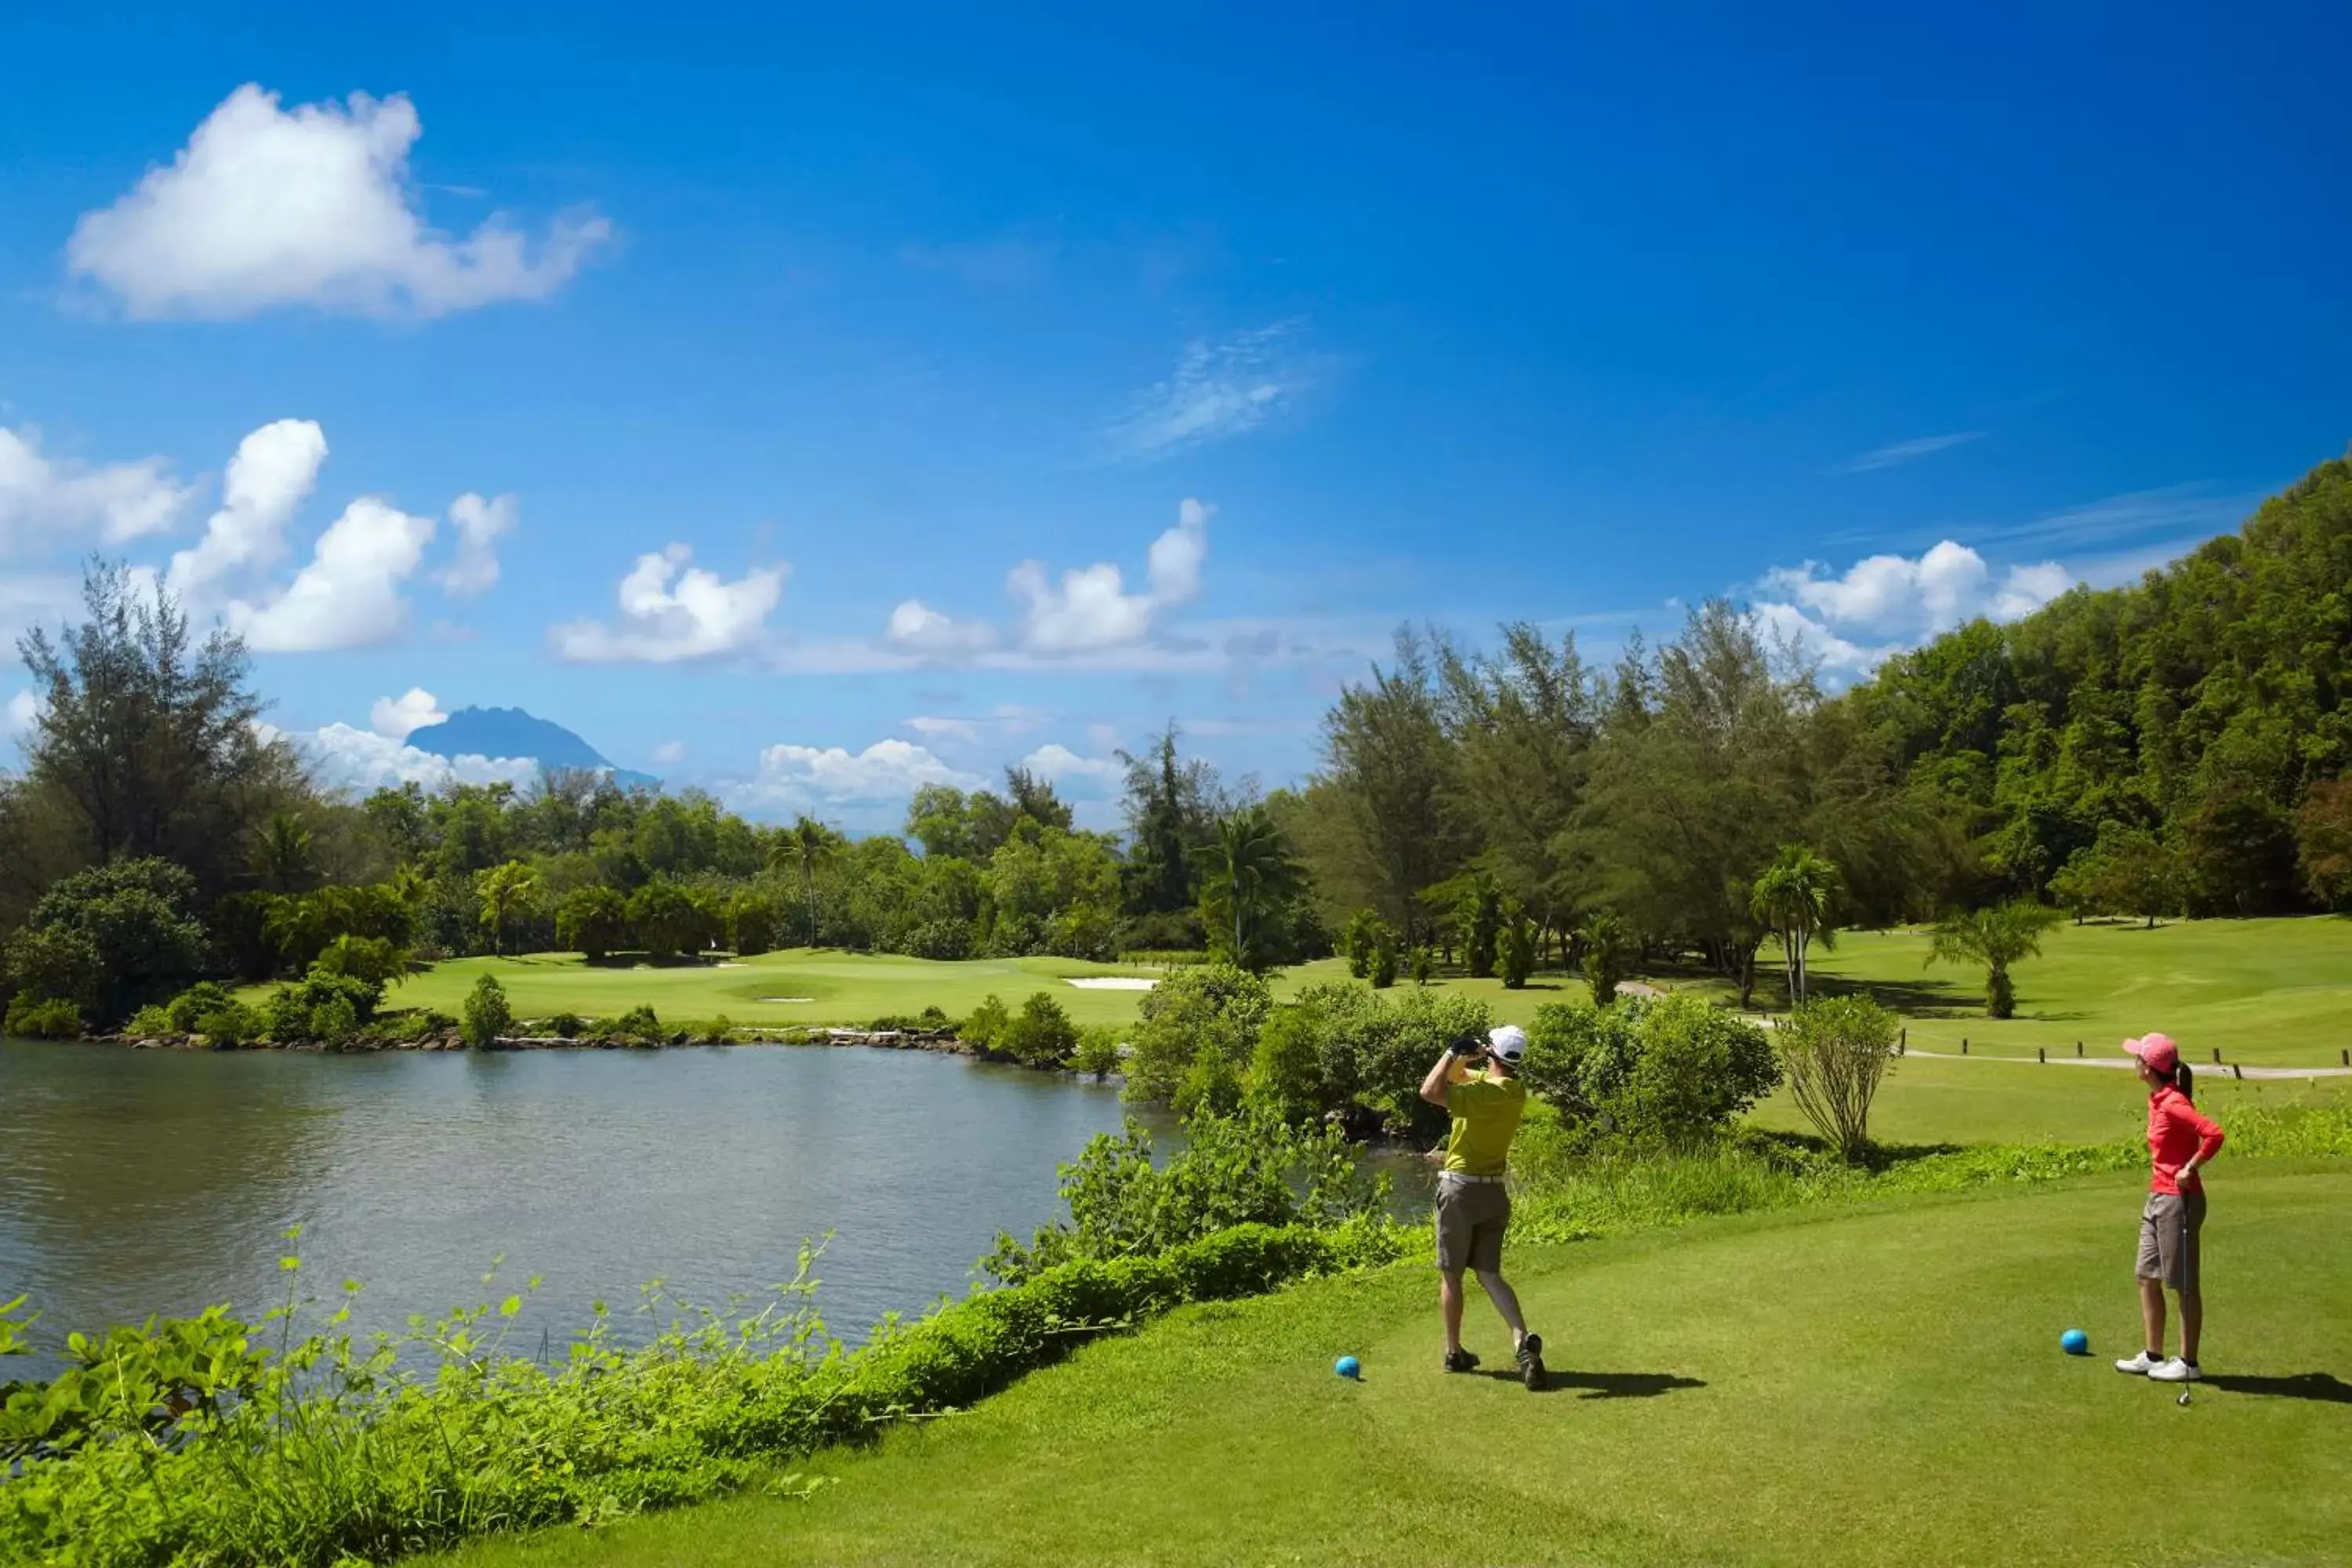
[229, 497, 437, 652]
[1019, 742, 1120, 783]
[1754, 540, 2076, 673]
[5, 688, 42, 737]
[885, 598, 996, 655]
[294, 721, 537, 794]
[1005, 497, 1212, 655]
[0, 424, 194, 554]
[552, 545, 785, 663]
[649, 740, 687, 764]
[725, 739, 982, 821]
[1836, 430, 1987, 474]
[440, 492, 516, 596]
[369, 686, 445, 739]
[1109, 323, 1307, 460]
[167, 419, 329, 598]
[69, 84, 611, 320]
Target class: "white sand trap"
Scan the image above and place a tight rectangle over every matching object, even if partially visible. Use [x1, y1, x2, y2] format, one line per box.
[757, 996, 816, 1004]
[1067, 977, 1158, 991]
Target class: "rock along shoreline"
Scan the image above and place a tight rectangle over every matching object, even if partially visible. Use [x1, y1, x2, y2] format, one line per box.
[80, 1026, 978, 1055]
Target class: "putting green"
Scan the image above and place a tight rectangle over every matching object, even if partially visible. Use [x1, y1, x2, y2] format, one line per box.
[437, 1165, 2351, 1567]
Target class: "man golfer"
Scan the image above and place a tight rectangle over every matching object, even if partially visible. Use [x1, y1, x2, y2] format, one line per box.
[1420, 1023, 1546, 1390]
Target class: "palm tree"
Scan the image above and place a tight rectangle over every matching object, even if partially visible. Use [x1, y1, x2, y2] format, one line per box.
[1200, 804, 1300, 972]
[474, 860, 539, 958]
[1751, 845, 1838, 1006]
[251, 813, 318, 895]
[388, 861, 430, 911]
[772, 817, 839, 947]
[1926, 901, 2063, 1018]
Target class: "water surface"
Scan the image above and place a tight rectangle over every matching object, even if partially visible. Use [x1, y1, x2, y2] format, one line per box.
[0, 1039, 1160, 1369]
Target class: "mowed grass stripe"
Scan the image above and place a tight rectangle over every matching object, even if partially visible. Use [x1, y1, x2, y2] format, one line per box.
[438, 1167, 2352, 1568]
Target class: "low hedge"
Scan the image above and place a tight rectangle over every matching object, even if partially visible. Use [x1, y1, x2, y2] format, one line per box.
[0, 1220, 1407, 1566]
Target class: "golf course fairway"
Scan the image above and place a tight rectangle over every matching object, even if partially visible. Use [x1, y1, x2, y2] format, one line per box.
[436, 1164, 2350, 1567]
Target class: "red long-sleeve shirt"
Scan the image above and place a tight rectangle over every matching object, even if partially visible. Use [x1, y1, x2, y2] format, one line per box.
[2147, 1085, 2225, 1196]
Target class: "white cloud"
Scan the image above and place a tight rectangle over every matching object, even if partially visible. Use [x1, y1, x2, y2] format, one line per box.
[1837, 431, 1987, 474]
[69, 84, 611, 320]
[440, 492, 516, 596]
[885, 598, 996, 655]
[0, 425, 194, 554]
[294, 721, 537, 794]
[5, 688, 42, 737]
[369, 686, 445, 739]
[1020, 742, 1120, 783]
[1754, 539, 2077, 673]
[1006, 496, 1213, 655]
[649, 739, 687, 764]
[167, 419, 329, 598]
[229, 497, 437, 652]
[725, 739, 982, 822]
[1109, 322, 1308, 460]
[552, 544, 784, 663]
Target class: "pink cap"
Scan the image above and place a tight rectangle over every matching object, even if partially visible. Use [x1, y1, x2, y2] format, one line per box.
[2124, 1033, 2180, 1073]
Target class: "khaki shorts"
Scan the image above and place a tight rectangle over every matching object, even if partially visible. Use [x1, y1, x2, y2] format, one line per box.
[1435, 1174, 1511, 1273]
[2136, 1189, 2206, 1291]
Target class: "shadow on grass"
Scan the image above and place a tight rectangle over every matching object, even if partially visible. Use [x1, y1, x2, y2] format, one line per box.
[1806, 975, 1979, 1017]
[2201, 1371, 2352, 1405]
[580, 954, 727, 970]
[1477, 1368, 1707, 1399]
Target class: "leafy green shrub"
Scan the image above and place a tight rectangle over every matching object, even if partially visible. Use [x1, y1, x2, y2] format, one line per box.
[461, 975, 512, 1050]
[4, 993, 82, 1039]
[311, 933, 409, 991]
[1340, 909, 1383, 979]
[983, 1108, 1396, 1285]
[607, 1003, 664, 1046]
[627, 879, 707, 959]
[960, 993, 1011, 1052]
[361, 1009, 450, 1046]
[1368, 929, 1398, 989]
[1578, 913, 1633, 1005]
[125, 1003, 175, 1037]
[1522, 993, 1778, 1149]
[1292, 982, 1491, 1134]
[548, 1011, 586, 1038]
[725, 891, 779, 956]
[1777, 995, 1900, 1161]
[1069, 1025, 1123, 1081]
[165, 981, 233, 1033]
[1173, 1048, 1242, 1119]
[192, 1000, 266, 1047]
[1499, 909, 1537, 989]
[1409, 945, 1435, 985]
[1123, 963, 1272, 1105]
[1247, 1003, 1327, 1122]
[556, 885, 630, 960]
[265, 971, 383, 1043]
[1003, 992, 1079, 1070]
[0, 858, 206, 1025]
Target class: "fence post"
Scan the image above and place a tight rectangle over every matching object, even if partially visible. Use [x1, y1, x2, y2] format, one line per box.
[2343, 1048, 2349, 1067]
[1962, 1037, 1969, 1054]
[2076, 1040, 2083, 1057]
[1900, 1026, 1907, 1051]
[2232, 1062, 2243, 1080]
[2212, 1047, 2222, 1065]
[2038, 1047, 2045, 1063]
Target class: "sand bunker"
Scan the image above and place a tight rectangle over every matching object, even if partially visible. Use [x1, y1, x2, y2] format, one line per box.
[1065, 977, 1158, 991]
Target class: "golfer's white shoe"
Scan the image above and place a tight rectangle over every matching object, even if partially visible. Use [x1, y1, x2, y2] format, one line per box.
[2114, 1350, 2164, 1374]
[2149, 1358, 2201, 1383]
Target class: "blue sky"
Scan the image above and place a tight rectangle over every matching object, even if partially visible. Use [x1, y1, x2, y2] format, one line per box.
[3, 2, 2349, 829]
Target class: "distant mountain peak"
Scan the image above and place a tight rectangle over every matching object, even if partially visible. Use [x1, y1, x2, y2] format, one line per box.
[405, 706, 660, 788]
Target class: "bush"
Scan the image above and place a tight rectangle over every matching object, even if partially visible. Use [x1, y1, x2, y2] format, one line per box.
[1340, 909, 1385, 979]
[125, 1003, 175, 1037]
[1776, 995, 1900, 1162]
[1368, 934, 1398, 989]
[165, 981, 233, 1034]
[1247, 1003, 1327, 1123]
[461, 975, 513, 1050]
[1002, 992, 1080, 1070]
[983, 1108, 1397, 1285]
[192, 1000, 267, 1047]
[1522, 994, 1778, 1150]
[4, 992, 82, 1039]
[265, 970, 385, 1043]
[726, 891, 779, 956]
[548, 1011, 586, 1038]
[603, 1004, 663, 1046]
[627, 880, 707, 959]
[960, 993, 1011, 1053]
[1292, 982, 1491, 1134]
[1173, 1048, 1242, 1119]
[311, 934, 408, 991]
[1123, 964, 1272, 1105]
[1579, 913, 1633, 1005]
[1069, 1026, 1123, 1081]
[1409, 945, 1435, 985]
[0, 858, 206, 1025]
[1499, 910, 1537, 989]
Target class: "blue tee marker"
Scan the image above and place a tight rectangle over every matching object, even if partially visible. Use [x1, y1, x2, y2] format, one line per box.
[1334, 1355, 1362, 1380]
[2061, 1329, 2089, 1356]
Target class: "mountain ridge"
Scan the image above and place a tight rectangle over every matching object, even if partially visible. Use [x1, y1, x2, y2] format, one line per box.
[406, 706, 661, 789]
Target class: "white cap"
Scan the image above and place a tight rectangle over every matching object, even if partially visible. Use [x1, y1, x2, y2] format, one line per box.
[1487, 1024, 1528, 1063]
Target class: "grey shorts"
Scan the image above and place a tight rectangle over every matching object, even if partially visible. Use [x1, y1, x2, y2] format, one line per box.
[1435, 1175, 1511, 1273]
[2136, 1189, 2206, 1291]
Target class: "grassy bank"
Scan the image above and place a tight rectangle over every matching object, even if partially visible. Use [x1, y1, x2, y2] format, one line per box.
[437, 1163, 2352, 1568]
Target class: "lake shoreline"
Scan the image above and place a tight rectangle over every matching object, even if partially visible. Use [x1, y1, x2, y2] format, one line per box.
[71, 1023, 1000, 1057]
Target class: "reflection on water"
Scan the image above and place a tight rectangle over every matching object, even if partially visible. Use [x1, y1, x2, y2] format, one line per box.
[0, 1040, 1163, 1370]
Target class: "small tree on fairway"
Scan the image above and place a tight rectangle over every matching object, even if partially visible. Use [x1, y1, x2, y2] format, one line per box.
[1927, 901, 2063, 1018]
[1004, 991, 1080, 1069]
[1369, 926, 1399, 989]
[1341, 909, 1383, 979]
[556, 885, 629, 960]
[1750, 844, 1837, 1005]
[1465, 874, 1502, 979]
[473, 861, 539, 957]
[1577, 912, 1633, 1005]
[1776, 995, 1899, 1162]
[462, 974, 512, 1050]
[1499, 907, 1537, 989]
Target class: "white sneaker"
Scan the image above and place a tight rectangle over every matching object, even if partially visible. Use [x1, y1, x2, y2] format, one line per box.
[2114, 1350, 2164, 1374]
[2149, 1358, 2202, 1383]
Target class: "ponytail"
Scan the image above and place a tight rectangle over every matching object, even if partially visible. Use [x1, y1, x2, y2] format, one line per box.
[2175, 1062, 2195, 1101]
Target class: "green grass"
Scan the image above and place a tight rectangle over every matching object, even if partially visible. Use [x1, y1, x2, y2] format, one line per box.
[436, 1163, 2352, 1568]
[352, 949, 1167, 1029]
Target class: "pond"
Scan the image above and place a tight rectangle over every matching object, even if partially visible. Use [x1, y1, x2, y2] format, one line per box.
[0, 1038, 1178, 1371]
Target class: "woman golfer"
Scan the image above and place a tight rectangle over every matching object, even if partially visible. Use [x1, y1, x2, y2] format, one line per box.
[2114, 1032, 2224, 1384]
